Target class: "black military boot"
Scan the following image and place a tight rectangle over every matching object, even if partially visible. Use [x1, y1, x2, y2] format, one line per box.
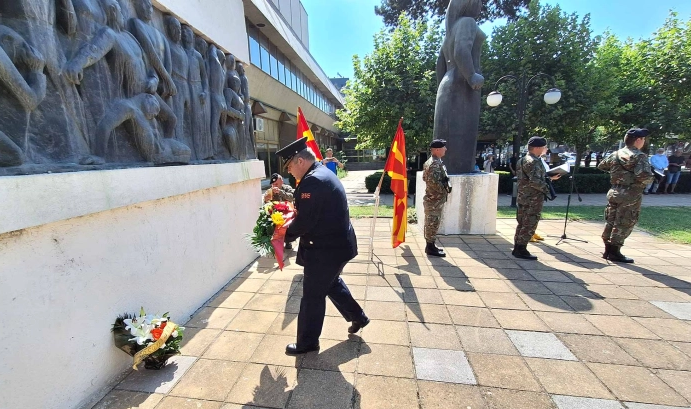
[512, 244, 538, 260]
[602, 242, 611, 259]
[606, 245, 634, 263]
[425, 242, 446, 257]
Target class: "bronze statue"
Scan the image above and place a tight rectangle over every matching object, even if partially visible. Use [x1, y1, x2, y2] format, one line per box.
[0, 26, 47, 167]
[164, 16, 193, 149]
[223, 55, 244, 159]
[433, 0, 485, 174]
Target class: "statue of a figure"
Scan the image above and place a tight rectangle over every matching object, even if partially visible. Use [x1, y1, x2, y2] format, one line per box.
[164, 16, 193, 149]
[0, 0, 96, 165]
[182, 25, 212, 160]
[66, 0, 116, 142]
[223, 55, 244, 160]
[237, 63, 256, 159]
[129, 0, 176, 98]
[0, 26, 47, 167]
[208, 45, 227, 157]
[433, 0, 485, 174]
[64, 0, 189, 164]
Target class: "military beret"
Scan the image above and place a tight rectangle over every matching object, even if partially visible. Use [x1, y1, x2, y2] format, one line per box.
[626, 128, 650, 138]
[430, 139, 446, 148]
[270, 173, 280, 183]
[276, 137, 308, 164]
[527, 136, 547, 147]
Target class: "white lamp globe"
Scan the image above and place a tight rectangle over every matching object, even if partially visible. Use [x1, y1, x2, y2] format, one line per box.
[486, 91, 503, 107]
[544, 88, 562, 105]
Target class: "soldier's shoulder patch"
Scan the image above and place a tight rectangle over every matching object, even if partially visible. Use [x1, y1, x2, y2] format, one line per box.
[301, 192, 311, 199]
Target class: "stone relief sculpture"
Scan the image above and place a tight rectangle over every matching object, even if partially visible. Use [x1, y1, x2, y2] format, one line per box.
[208, 45, 227, 157]
[64, 0, 188, 163]
[223, 55, 245, 160]
[433, 0, 485, 174]
[237, 63, 257, 160]
[0, 0, 255, 173]
[0, 26, 47, 167]
[183, 25, 212, 160]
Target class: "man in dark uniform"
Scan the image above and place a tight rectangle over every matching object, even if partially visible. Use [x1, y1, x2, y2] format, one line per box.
[513, 136, 561, 260]
[598, 128, 653, 263]
[422, 139, 450, 257]
[278, 137, 369, 355]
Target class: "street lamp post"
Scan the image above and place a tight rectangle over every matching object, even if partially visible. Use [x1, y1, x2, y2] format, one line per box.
[486, 72, 562, 156]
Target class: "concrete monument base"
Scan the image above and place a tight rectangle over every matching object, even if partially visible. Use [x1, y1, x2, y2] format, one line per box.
[416, 172, 499, 235]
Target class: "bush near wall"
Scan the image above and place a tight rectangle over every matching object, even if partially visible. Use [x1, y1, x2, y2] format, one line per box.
[365, 171, 417, 194]
[497, 170, 690, 194]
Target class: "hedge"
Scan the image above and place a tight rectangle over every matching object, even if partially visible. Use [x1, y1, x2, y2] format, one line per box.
[365, 171, 417, 194]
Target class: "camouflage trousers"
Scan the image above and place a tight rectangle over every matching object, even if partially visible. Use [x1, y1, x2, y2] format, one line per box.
[423, 198, 446, 243]
[602, 187, 643, 246]
[514, 196, 544, 245]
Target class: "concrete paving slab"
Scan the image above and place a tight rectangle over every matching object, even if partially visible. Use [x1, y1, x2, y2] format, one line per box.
[506, 330, 577, 361]
[413, 347, 477, 384]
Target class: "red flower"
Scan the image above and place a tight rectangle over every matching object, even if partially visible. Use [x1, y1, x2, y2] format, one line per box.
[160, 321, 167, 330]
[273, 203, 290, 213]
[151, 328, 163, 340]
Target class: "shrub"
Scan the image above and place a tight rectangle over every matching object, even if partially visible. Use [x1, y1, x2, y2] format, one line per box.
[365, 171, 417, 194]
[497, 171, 612, 194]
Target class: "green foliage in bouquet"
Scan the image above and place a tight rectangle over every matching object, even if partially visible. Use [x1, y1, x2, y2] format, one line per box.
[248, 204, 277, 256]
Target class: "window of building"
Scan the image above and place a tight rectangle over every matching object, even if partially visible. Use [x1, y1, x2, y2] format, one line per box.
[259, 34, 270, 75]
[248, 27, 261, 67]
[277, 52, 286, 85]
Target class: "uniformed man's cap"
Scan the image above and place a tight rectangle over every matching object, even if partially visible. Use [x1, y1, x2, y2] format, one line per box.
[270, 173, 280, 183]
[527, 136, 547, 147]
[277, 137, 308, 167]
[626, 128, 650, 138]
[430, 139, 446, 148]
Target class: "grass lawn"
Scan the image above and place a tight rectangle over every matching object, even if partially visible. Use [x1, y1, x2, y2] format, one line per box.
[351, 205, 691, 244]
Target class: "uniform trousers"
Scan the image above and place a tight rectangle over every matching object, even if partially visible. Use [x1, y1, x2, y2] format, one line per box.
[297, 259, 366, 347]
[602, 187, 643, 246]
[515, 198, 544, 245]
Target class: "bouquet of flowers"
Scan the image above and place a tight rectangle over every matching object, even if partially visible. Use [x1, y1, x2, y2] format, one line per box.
[112, 307, 185, 370]
[247, 201, 296, 270]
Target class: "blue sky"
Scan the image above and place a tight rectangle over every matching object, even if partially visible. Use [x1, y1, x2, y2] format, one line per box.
[300, 0, 691, 79]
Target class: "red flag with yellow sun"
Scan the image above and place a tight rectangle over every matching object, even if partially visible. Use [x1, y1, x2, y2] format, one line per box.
[297, 107, 323, 161]
[383, 119, 407, 248]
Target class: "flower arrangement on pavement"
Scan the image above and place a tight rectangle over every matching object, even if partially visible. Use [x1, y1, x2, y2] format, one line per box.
[248, 201, 295, 270]
[112, 308, 184, 370]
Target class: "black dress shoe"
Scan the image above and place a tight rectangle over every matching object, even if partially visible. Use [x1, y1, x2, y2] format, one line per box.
[348, 317, 370, 334]
[285, 343, 320, 355]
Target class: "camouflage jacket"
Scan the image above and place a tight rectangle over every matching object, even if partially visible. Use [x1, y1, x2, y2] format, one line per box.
[517, 153, 549, 200]
[423, 156, 449, 202]
[598, 147, 653, 190]
[267, 185, 295, 202]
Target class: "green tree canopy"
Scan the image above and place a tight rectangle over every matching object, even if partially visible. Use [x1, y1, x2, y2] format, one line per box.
[375, 0, 530, 26]
[335, 15, 442, 152]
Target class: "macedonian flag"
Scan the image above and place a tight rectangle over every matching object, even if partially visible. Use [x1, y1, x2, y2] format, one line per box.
[297, 107, 323, 161]
[383, 119, 407, 248]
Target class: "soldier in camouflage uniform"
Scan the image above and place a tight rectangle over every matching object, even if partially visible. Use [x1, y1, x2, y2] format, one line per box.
[264, 173, 295, 203]
[598, 128, 653, 263]
[264, 173, 296, 249]
[513, 136, 561, 260]
[423, 139, 451, 257]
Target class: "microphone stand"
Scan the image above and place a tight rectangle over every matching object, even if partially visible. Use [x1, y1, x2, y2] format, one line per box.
[556, 169, 588, 245]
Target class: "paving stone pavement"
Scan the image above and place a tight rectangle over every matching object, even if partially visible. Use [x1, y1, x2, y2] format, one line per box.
[95, 217, 691, 409]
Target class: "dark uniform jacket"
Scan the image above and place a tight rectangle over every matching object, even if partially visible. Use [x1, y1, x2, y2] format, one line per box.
[285, 162, 357, 266]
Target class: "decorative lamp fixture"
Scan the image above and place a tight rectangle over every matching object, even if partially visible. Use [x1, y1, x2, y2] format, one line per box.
[486, 91, 503, 107]
[543, 88, 562, 105]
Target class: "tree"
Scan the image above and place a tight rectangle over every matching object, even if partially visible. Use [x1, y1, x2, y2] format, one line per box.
[335, 15, 442, 153]
[375, 0, 530, 27]
[481, 1, 618, 167]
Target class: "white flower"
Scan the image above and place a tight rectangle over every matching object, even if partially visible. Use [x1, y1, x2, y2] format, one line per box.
[171, 330, 178, 338]
[123, 317, 143, 331]
[128, 322, 154, 345]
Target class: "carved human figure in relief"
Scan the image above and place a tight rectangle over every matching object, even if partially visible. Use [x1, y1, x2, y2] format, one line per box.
[195, 36, 213, 154]
[129, 0, 176, 98]
[164, 16, 193, 150]
[433, 0, 485, 174]
[0, 26, 47, 167]
[63, 0, 189, 164]
[208, 45, 228, 157]
[223, 55, 245, 160]
[182, 25, 212, 160]
[237, 63, 257, 159]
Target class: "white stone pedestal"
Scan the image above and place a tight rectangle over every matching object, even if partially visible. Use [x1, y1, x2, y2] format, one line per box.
[416, 172, 499, 235]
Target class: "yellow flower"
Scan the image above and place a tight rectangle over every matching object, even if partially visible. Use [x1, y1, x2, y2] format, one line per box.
[271, 212, 285, 226]
[263, 203, 272, 213]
